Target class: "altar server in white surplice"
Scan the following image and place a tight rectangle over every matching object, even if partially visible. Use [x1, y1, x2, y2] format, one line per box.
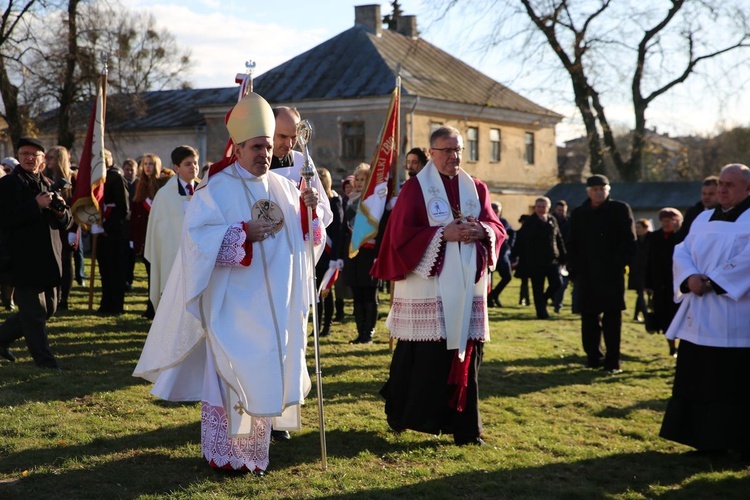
[133, 92, 323, 474]
[660, 163, 750, 454]
[144, 145, 200, 312]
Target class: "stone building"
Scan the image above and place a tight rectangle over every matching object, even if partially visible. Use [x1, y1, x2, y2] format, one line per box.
[36, 4, 562, 224]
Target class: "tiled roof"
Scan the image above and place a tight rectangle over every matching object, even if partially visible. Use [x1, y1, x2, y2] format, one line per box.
[545, 181, 703, 211]
[38, 25, 560, 133]
[254, 26, 561, 118]
[36, 87, 239, 133]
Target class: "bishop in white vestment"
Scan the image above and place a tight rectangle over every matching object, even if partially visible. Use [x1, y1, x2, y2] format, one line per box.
[134, 92, 322, 473]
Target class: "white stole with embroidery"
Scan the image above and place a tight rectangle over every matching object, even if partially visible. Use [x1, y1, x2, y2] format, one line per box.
[417, 162, 481, 360]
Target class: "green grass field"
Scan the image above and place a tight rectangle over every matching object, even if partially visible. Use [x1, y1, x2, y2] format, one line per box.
[0, 261, 748, 499]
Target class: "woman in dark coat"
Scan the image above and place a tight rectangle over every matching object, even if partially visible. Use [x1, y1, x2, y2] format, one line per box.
[314, 168, 344, 337]
[628, 218, 651, 321]
[644, 208, 683, 357]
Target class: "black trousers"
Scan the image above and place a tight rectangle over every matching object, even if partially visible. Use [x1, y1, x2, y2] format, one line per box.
[530, 264, 562, 319]
[60, 245, 73, 304]
[581, 310, 622, 370]
[490, 254, 512, 300]
[0, 286, 58, 368]
[97, 234, 127, 313]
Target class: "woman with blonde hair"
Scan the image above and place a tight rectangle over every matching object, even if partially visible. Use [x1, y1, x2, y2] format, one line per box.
[46, 146, 77, 309]
[130, 153, 162, 319]
[342, 162, 380, 344]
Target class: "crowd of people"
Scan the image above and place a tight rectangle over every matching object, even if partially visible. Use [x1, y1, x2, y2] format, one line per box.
[2, 99, 749, 471]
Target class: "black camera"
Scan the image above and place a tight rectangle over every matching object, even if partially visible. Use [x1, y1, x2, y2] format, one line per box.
[47, 178, 71, 212]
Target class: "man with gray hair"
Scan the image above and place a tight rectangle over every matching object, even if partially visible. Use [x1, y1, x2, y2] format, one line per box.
[567, 174, 636, 374]
[513, 196, 565, 319]
[373, 126, 506, 446]
[660, 163, 750, 454]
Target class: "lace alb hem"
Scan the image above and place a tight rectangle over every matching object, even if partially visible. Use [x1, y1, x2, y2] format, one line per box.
[216, 222, 246, 266]
[385, 297, 488, 342]
[201, 401, 270, 471]
[414, 227, 444, 279]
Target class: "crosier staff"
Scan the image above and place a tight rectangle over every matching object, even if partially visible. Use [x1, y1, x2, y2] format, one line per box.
[297, 119, 328, 470]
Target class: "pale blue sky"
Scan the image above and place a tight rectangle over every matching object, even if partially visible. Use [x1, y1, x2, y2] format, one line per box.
[120, 0, 749, 143]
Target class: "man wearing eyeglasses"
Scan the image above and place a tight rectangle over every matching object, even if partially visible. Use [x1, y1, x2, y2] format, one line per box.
[373, 126, 506, 446]
[0, 138, 72, 371]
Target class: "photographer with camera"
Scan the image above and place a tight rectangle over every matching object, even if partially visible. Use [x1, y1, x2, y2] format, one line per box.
[0, 137, 72, 371]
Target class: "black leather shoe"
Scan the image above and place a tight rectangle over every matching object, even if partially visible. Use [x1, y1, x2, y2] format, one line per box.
[271, 430, 290, 441]
[0, 345, 16, 362]
[455, 436, 486, 446]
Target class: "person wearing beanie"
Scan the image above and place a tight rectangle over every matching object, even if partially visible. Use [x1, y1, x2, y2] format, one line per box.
[134, 92, 323, 474]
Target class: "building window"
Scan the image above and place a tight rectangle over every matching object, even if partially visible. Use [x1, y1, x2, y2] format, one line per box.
[467, 127, 478, 162]
[524, 132, 535, 164]
[490, 128, 501, 162]
[430, 122, 443, 136]
[342, 122, 365, 159]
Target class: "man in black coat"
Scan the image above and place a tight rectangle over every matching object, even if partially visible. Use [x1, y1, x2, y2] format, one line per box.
[567, 175, 636, 373]
[0, 137, 72, 369]
[95, 150, 130, 315]
[488, 202, 516, 307]
[515, 197, 566, 319]
[674, 175, 718, 243]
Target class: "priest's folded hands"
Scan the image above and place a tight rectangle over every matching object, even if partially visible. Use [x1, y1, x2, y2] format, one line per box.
[443, 216, 486, 243]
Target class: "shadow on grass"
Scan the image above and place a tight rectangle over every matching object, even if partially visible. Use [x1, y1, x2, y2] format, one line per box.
[317, 450, 750, 499]
[2, 417, 749, 498]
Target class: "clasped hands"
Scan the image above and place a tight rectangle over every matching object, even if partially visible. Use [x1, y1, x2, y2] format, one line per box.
[443, 216, 485, 243]
[687, 274, 713, 296]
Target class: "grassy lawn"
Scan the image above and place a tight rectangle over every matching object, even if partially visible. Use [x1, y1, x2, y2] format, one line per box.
[0, 260, 748, 499]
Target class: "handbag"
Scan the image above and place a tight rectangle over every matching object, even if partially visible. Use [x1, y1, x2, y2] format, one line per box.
[644, 295, 659, 334]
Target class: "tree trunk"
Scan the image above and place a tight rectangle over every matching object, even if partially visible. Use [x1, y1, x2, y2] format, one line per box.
[57, 0, 80, 149]
[0, 55, 25, 147]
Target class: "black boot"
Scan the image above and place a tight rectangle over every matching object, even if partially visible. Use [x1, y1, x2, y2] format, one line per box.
[1, 285, 14, 311]
[349, 302, 367, 344]
[334, 297, 345, 322]
[352, 302, 377, 344]
[318, 301, 331, 338]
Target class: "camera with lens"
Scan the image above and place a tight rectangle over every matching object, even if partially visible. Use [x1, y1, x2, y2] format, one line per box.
[46, 178, 71, 212]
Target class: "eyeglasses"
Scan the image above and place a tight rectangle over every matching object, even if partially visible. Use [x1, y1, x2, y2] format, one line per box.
[431, 147, 464, 155]
[18, 152, 44, 158]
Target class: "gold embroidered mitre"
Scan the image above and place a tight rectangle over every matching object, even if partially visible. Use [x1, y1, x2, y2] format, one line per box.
[226, 92, 275, 143]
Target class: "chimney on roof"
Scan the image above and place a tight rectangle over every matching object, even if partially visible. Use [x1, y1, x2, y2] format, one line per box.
[355, 4, 382, 37]
[397, 15, 418, 38]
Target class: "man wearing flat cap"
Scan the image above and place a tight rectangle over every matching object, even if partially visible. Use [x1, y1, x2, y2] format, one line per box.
[134, 92, 323, 474]
[0, 137, 72, 370]
[566, 174, 636, 374]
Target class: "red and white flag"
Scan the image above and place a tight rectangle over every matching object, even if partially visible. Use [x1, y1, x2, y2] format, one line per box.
[349, 79, 400, 257]
[71, 76, 107, 228]
[317, 268, 339, 298]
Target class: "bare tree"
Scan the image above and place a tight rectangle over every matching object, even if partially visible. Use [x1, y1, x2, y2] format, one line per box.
[13, 0, 191, 149]
[0, 0, 44, 148]
[439, 0, 750, 181]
